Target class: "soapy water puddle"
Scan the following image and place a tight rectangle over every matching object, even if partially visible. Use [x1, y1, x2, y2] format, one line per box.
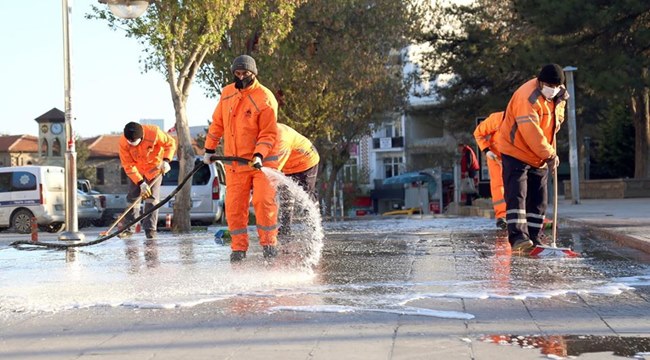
[0, 169, 649, 319]
[480, 334, 650, 359]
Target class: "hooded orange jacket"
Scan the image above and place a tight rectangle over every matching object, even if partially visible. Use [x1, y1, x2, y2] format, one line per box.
[474, 111, 505, 157]
[204, 79, 279, 170]
[119, 124, 177, 184]
[273, 123, 320, 175]
[495, 78, 567, 167]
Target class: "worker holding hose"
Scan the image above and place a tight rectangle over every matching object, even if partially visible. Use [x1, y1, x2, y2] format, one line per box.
[118, 122, 176, 240]
[203, 55, 280, 263]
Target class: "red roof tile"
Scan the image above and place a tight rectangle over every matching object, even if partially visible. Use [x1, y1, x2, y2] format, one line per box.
[84, 134, 121, 158]
[0, 135, 39, 153]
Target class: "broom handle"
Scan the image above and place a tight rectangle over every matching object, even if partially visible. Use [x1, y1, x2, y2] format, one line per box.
[552, 134, 558, 248]
[104, 174, 162, 234]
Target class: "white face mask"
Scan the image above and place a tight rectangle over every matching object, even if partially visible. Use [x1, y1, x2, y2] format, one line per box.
[541, 85, 561, 100]
[127, 138, 142, 146]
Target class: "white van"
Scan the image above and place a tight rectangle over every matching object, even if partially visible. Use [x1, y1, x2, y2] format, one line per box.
[157, 159, 226, 225]
[0, 166, 66, 233]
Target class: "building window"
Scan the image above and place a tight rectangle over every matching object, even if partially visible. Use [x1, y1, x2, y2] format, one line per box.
[41, 139, 49, 157]
[52, 138, 61, 157]
[120, 168, 128, 185]
[96, 168, 105, 185]
[343, 157, 358, 183]
[383, 156, 403, 179]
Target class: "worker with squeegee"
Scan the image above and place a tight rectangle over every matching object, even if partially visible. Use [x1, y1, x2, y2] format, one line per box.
[494, 64, 570, 253]
[118, 122, 177, 240]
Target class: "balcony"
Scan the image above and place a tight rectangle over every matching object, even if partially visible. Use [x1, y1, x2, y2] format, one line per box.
[372, 136, 404, 150]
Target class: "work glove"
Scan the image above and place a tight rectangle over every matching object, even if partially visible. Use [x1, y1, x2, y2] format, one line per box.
[545, 155, 560, 172]
[140, 181, 152, 199]
[486, 150, 498, 162]
[159, 160, 171, 174]
[249, 155, 263, 170]
[203, 152, 214, 165]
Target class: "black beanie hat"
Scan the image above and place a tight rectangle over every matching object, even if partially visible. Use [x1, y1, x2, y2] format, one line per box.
[537, 63, 565, 86]
[231, 55, 258, 75]
[124, 122, 143, 142]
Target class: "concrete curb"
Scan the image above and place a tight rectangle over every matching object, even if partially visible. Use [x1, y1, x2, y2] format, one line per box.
[561, 218, 650, 255]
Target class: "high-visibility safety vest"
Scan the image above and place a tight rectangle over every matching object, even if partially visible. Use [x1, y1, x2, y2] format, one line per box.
[204, 79, 279, 171]
[495, 78, 567, 167]
[474, 111, 505, 158]
[119, 124, 177, 184]
[272, 123, 320, 175]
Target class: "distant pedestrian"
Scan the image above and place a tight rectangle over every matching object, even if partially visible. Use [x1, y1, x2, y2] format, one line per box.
[118, 122, 176, 240]
[495, 63, 569, 252]
[473, 111, 507, 230]
[457, 142, 479, 205]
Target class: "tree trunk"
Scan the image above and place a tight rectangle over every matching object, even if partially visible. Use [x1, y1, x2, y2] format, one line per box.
[632, 67, 650, 179]
[171, 96, 195, 233]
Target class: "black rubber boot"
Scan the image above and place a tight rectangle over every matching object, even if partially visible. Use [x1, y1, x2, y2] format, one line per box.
[230, 251, 246, 263]
[262, 245, 277, 259]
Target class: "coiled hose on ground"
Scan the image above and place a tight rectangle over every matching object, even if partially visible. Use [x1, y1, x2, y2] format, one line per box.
[10, 156, 249, 250]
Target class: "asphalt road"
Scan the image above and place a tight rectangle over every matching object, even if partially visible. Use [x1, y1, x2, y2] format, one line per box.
[1, 218, 649, 359]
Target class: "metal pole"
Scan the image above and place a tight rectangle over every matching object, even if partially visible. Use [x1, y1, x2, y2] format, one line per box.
[59, 0, 84, 241]
[563, 66, 580, 204]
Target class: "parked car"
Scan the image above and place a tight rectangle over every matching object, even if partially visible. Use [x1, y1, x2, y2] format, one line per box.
[0, 165, 65, 233]
[157, 158, 226, 225]
[77, 178, 128, 226]
[75, 190, 103, 228]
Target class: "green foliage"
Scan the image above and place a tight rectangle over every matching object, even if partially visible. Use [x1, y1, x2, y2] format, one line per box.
[592, 102, 635, 178]
[420, 0, 650, 178]
[75, 137, 96, 183]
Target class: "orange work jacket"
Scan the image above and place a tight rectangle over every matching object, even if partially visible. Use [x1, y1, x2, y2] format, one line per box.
[473, 111, 505, 157]
[273, 123, 320, 175]
[119, 124, 177, 184]
[495, 78, 567, 167]
[204, 79, 279, 171]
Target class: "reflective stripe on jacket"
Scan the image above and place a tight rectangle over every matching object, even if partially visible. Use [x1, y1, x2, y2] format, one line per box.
[495, 78, 567, 167]
[273, 123, 320, 175]
[204, 79, 279, 171]
[119, 124, 177, 184]
[473, 111, 505, 158]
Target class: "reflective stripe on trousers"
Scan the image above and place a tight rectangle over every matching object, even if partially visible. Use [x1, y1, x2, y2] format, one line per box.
[502, 154, 548, 245]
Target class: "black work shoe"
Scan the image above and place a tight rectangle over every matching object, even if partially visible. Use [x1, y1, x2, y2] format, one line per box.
[511, 238, 534, 252]
[262, 245, 278, 259]
[117, 230, 133, 239]
[230, 251, 246, 263]
[145, 230, 157, 239]
[496, 218, 507, 230]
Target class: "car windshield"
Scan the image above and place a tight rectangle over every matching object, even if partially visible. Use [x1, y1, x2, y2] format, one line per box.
[161, 161, 211, 186]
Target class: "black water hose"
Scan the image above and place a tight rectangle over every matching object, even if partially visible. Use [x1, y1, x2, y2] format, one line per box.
[10, 156, 249, 250]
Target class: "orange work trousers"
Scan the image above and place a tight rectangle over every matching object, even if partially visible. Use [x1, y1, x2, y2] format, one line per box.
[487, 157, 506, 219]
[224, 167, 278, 252]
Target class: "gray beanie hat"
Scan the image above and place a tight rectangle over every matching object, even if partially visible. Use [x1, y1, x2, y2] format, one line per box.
[231, 55, 258, 75]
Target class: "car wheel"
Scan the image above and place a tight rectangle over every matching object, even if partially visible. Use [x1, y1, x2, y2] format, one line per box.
[11, 209, 34, 234]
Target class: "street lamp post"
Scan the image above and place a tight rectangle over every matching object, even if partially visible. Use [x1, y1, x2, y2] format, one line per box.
[563, 66, 580, 204]
[58, 0, 151, 241]
[58, 0, 83, 242]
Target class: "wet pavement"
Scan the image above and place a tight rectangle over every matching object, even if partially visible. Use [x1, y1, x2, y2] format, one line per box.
[1, 211, 650, 359]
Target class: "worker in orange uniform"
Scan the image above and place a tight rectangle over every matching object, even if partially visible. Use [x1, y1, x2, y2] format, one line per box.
[273, 123, 320, 235]
[119, 122, 176, 239]
[203, 55, 280, 263]
[473, 111, 507, 230]
[495, 64, 568, 252]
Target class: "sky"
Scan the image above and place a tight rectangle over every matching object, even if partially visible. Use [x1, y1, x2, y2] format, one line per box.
[0, 0, 217, 138]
